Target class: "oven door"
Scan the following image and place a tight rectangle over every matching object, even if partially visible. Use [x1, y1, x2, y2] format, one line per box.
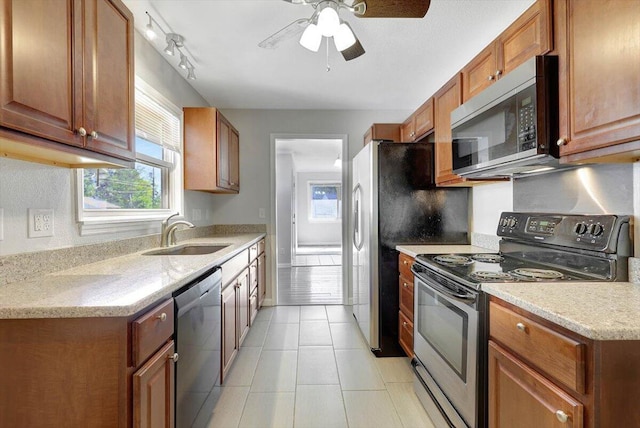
[412, 264, 480, 428]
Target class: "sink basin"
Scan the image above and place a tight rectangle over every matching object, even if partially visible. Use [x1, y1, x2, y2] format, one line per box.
[143, 244, 230, 256]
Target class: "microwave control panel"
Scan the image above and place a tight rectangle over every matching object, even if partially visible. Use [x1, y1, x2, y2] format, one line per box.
[517, 94, 537, 151]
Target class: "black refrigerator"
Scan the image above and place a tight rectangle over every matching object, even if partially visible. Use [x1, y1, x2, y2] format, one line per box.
[352, 141, 469, 357]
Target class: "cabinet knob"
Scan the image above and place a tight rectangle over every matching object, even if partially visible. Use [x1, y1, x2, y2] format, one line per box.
[403, 260, 408, 265]
[488, 75, 495, 81]
[403, 322, 408, 327]
[77, 127, 87, 137]
[495, 70, 503, 78]
[557, 138, 567, 146]
[167, 352, 179, 363]
[230, 182, 236, 186]
[516, 322, 526, 332]
[90, 130, 99, 139]
[555, 410, 569, 423]
[156, 312, 167, 322]
[403, 282, 409, 288]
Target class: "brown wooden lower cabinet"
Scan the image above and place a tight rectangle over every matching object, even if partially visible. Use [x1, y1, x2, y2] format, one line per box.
[258, 252, 266, 307]
[489, 297, 640, 428]
[398, 310, 414, 357]
[488, 341, 583, 428]
[398, 252, 415, 357]
[222, 282, 238, 381]
[133, 340, 176, 428]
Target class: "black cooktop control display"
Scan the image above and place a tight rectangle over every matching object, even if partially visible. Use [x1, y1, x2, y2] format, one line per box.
[526, 216, 559, 235]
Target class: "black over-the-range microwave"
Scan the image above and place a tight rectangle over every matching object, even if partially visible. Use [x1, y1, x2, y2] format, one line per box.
[450, 55, 559, 178]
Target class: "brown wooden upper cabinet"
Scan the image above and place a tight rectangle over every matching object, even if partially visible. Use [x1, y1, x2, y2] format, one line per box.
[434, 74, 466, 186]
[462, 0, 552, 102]
[0, 0, 135, 166]
[184, 107, 240, 193]
[554, 0, 640, 163]
[363, 123, 401, 146]
[401, 98, 434, 142]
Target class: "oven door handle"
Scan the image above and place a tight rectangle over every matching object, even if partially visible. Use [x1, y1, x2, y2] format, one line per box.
[419, 277, 476, 302]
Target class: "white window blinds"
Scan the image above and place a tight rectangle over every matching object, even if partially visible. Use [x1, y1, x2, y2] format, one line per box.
[134, 88, 181, 152]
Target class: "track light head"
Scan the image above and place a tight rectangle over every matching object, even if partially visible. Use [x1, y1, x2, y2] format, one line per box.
[164, 33, 184, 56]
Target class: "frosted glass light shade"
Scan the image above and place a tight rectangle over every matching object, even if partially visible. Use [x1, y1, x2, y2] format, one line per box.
[317, 7, 340, 37]
[300, 23, 322, 52]
[333, 23, 356, 51]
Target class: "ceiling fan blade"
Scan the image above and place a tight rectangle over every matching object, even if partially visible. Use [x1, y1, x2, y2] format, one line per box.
[258, 18, 310, 49]
[356, 0, 431, 18]
[341, 38, 365, 61]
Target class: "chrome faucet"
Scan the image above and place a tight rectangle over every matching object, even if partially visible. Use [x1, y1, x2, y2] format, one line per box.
[161, 213, 195, 247]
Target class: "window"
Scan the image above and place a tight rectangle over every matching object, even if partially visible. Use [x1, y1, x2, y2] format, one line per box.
[309, 182, 342, 221]
[76, 78, 183, 235]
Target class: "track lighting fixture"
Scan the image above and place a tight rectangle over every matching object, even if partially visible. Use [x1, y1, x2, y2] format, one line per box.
[144, 11, 197, 81]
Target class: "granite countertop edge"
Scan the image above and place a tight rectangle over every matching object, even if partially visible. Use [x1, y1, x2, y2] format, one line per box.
[482, 282, 640, 341]
[0, 233, 265, 320]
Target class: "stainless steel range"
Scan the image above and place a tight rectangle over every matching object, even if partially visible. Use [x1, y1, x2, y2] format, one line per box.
[411, 212, 632, 428]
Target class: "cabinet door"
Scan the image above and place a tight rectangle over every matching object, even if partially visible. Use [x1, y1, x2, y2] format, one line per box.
[556, 0, 640, 159]
[221, 284, 237, 381]
[0, 0, 83, 147]
[133, 340, 176, 428]
[401, 117, 415, 142]
[398, 311, 413, 358]
[228, 127, 240, 191]
[258, 252, 266, 307]
[414, 98, 434, 139]
[217, 113, 231, 189]
[497, 0, 552, 76]
[462, 44, 498, 102]
[237, 270, 250, 346]
[81, 0, 134, 160]
[489, 341, 583, 428]
[434, 74, 465, 185]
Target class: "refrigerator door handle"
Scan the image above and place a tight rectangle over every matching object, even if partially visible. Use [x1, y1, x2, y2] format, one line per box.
[353, 184, 364, 251]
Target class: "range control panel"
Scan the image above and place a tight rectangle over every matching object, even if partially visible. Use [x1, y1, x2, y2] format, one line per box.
[497, 212, 631, 253]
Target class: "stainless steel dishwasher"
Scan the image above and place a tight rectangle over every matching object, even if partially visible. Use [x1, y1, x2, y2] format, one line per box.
[173, 266, 222, 428]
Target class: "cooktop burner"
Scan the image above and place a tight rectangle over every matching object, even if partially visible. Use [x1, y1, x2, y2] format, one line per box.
[511, 268, 564, 280]
[469, 271, 514, 281]
[433, 255, 473, 266]
[470, 254, 504, 263]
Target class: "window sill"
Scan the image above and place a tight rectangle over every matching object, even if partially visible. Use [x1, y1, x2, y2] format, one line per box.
[78, 212, 173, 236]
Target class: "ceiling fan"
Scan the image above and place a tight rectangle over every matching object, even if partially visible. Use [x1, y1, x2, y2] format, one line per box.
[259, 0, 431, 61]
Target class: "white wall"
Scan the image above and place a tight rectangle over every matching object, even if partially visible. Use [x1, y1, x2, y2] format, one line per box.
[276, 154, 294, 266]
[0, 31, 213, 256]
[296, 171, 342, 246]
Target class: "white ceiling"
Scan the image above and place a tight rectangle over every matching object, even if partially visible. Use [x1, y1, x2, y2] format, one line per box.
[123, 0, 535, 110]
[276, 138, 343, 172]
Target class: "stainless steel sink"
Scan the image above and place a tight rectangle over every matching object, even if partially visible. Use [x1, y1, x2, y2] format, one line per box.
[143, 244, 230, 256]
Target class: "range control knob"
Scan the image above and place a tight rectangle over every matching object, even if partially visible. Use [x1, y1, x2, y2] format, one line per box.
[508, 218, 517, 228]
[589, 224, 605, 237]
[574, 223, 588, 235]
[500, 218, 509, 228]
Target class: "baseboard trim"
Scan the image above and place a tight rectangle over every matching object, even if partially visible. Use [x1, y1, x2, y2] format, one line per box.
[262, 298, 274, 307]
[277, 263, 291, 268]
[348, 297, 353, 305]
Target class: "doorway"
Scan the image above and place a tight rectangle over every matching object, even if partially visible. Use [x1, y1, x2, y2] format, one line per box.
[273, 136, 347, 305]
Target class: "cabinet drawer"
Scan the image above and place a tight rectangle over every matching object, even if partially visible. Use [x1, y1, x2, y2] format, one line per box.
[249, 244, 258, 262]
[249, 260, 258, 293]
[250, 289, 258, 326]
[399, 311, 414, 357]
[399, 275, 414, 320]
[222, 249, 249, 287]
[399, 253, 414, 279]
[258, 239, 265, 255]
[489, 302, 586, 393]
[132, 299, 174, 367]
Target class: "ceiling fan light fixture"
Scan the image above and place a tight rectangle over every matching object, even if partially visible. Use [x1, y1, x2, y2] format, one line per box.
[317, 2, 340, 37]
[333, 22, 356, 51]
[299, 23, 322, 52]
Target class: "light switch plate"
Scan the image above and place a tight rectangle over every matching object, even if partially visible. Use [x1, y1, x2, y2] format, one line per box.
[28, 208, 54, 238]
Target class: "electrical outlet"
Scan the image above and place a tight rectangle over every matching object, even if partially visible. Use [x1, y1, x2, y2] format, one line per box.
[0, 208, 4, 241]
[259, 208, 266, 219]
[28, 209, 54, 238]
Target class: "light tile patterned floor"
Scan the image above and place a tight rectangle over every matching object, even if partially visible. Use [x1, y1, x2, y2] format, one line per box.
[277, 266, 343, 305]
[195, 305, 435, 428]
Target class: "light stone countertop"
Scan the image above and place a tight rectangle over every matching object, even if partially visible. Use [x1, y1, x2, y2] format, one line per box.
[396, 244, 495, 258]
[0, 233, 265, 319]
[483, 282, 640, 340]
